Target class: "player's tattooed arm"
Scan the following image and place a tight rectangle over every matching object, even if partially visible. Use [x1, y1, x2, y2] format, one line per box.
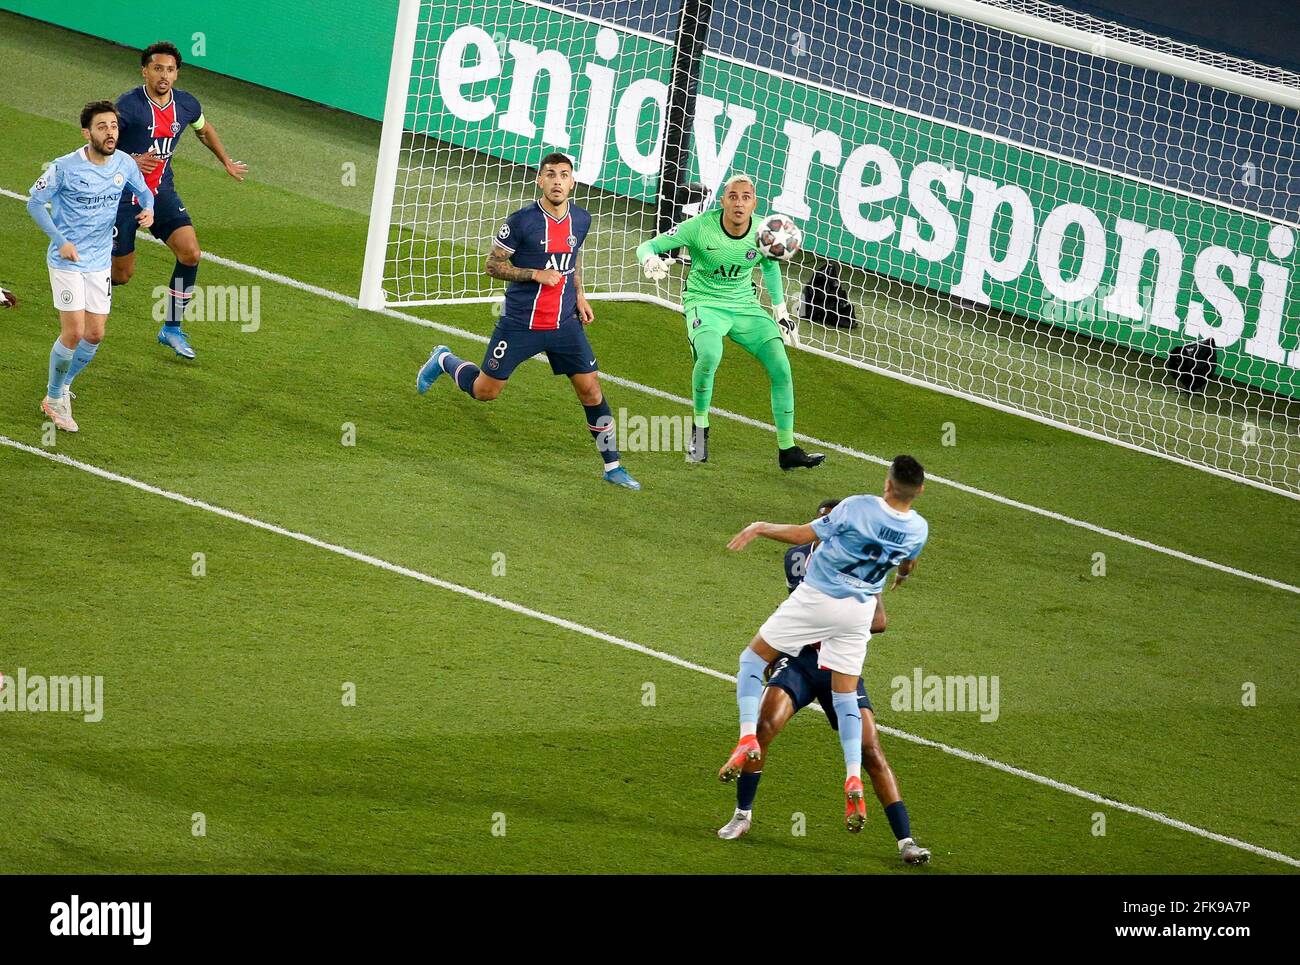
[485, 245, 545, 283]
[195, 121, 248, 181]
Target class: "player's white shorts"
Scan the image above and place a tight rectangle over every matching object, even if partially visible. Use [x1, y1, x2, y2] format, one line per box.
[48, 266, 112, 315]
[759, 582, 875, 676]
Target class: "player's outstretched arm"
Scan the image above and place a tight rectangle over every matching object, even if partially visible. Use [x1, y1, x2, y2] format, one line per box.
[728, 521, 818, 551]
[635, 217, 696, 279]
[195, 120, 248, 181]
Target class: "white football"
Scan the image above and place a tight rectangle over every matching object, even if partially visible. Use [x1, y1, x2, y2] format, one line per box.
[756, 214, 802, 261]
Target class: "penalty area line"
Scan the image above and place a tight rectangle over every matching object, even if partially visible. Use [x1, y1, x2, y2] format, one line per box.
[1, 185, 1295, 595]
[2, 433, 1297, 870]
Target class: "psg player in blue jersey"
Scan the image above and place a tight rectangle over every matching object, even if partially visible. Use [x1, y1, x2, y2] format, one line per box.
[111, 41, 248, 360]
[716, 495, 931, 864]
[416, 152, 640, 491]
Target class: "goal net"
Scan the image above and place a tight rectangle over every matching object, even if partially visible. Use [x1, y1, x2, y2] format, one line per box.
[360, 0, 1300, 496]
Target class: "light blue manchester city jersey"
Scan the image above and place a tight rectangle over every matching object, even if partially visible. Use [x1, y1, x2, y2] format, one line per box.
[28, 147, 153, 272]
[806, 494, 928, 601]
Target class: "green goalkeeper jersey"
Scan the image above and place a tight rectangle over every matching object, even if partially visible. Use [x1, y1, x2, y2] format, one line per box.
[636, 210, 785, 311]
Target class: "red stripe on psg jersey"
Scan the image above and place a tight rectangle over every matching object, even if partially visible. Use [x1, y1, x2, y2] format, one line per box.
[144, 97, 176, 193]
[528, 209, 572, 331]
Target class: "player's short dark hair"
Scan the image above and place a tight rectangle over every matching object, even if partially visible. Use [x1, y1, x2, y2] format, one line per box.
[817, 498, 841, 515]
[538, 152, 573, 171]
[80, 100, 118, 130]
[141, 41, 183, 68]
[888, 455, 925, 496]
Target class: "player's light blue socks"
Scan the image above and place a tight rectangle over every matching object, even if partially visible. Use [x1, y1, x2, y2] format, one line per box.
[164, 260, 198, 329]
[831, 690, 863, 779]
[47, 339, 75, 398]
[884, 800, 911, 842]
[736, 770, 762, 812]
[65, 339, 100, 388]
[737, 647, 767, 737]
[583, 397, 620, 469]
[439, 350, 481, 399]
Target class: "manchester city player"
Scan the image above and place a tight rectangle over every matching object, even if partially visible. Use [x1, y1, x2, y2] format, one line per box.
[28, 101, 155, 432]
[722, 456, 929, 832]
[635, 175, 823, 470]
[416, 153, 640, 491]
[111, 41, 248, 360]
[717, 497, 932, 864]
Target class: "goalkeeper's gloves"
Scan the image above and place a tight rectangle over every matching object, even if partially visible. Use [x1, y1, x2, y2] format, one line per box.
[774, 303, 799, 347]
[642, 254, 670, 281]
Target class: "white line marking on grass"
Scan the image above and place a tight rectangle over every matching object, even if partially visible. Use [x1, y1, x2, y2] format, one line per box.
[0, 435, 728, 681]
[7, 185, 1291, 596]
[2, 433, 1296, 869]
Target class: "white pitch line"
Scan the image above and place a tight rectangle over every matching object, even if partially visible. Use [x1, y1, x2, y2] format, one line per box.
[2, 433, 1296, 869]
[6, 185, 1292, 596]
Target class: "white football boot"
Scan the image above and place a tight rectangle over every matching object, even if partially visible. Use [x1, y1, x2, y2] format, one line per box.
[41, 393, 78, 432]
[717, 809, 753, 840]
[899, 837, 931, 865]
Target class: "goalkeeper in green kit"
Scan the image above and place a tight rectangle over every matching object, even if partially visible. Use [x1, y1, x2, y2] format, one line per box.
[635, 174, 825, 469]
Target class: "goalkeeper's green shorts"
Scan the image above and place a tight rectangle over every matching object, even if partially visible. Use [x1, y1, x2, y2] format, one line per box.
[684, 303, 781, 355]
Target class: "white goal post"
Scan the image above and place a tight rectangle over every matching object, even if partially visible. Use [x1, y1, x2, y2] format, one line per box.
[359, 0, 1300, 497]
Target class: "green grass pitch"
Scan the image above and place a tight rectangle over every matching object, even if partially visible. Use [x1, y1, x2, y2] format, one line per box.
[0, 12, 1296, 874]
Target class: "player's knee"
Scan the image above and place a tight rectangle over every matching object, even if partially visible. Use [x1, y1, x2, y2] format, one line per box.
[83, 332, 104, 345]
[178, 245, 201, 267]
[767, 352, 792, 386]
[694, 349, 722, 373]
[576, 381, 602, 406]
[111, 265, 133, 286]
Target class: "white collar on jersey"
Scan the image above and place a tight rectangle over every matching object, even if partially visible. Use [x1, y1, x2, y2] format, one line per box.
[874, 494, 915, 520]
[142, 84, 174, 111]
[535, 199, 570, 223]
